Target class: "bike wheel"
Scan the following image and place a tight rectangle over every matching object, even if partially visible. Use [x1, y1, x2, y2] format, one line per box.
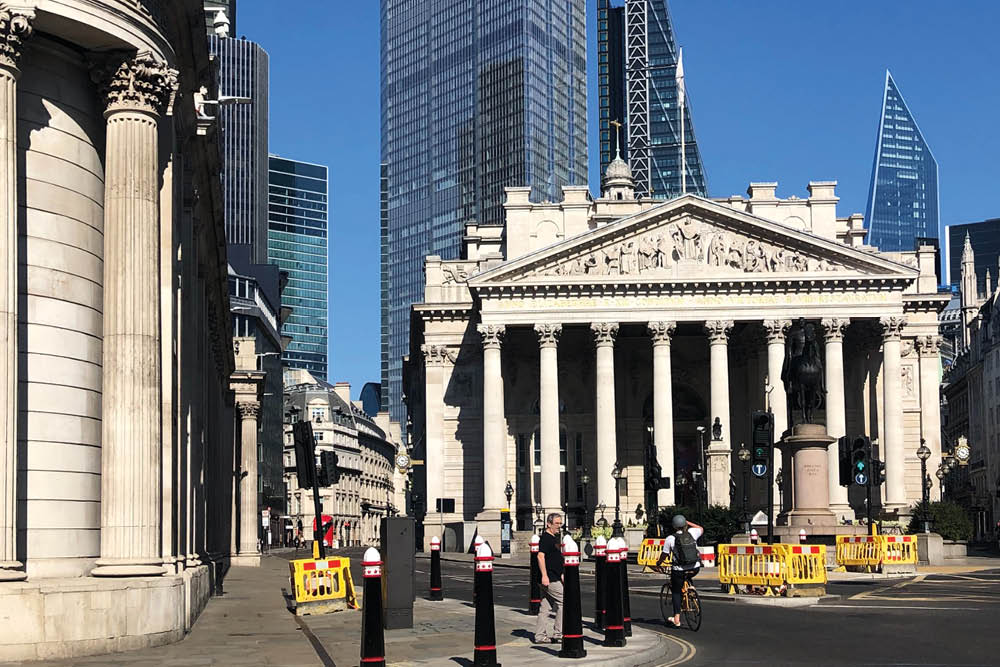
[684, 587, 702, 632]
[659, 581, 673, 625]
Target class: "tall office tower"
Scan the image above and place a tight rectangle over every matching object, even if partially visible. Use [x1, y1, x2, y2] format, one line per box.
[268, 156, 330, 379]
[598, 0, 707, 198]
[380, 0, 588, 422]
[209, 29, 270, 263]
[865, 70, 939, 255]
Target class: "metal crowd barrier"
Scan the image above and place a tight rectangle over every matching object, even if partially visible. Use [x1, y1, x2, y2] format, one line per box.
[288, 556, 358, 615]
[718, 543, 827, 596]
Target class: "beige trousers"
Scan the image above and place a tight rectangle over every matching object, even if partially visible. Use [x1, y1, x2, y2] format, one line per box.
[534, 579, 564, 641]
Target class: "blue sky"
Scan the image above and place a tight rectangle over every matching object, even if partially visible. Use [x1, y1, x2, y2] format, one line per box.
[239, 1, 1000, 398]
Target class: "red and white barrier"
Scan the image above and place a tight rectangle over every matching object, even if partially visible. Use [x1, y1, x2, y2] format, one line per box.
[698, 546, 716, 567]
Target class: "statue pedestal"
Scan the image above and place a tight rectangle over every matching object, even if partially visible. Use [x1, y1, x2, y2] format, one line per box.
[779, 424, 838, 528]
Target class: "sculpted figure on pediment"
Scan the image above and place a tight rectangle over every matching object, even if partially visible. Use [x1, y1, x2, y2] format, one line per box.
[671, 219, 702, 260]
[654, 233, 670, 268]
[726, 237, 744, 269]
[621, 241, 637, 274]
[637, 236, 655, 272]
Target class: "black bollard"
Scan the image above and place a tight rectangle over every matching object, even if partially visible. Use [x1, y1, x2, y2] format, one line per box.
[602, 537, 626, 648]
[429, 535, 443, 600]
[620, 539, 632, 637]
[472, 534, 484, 606]
[360, 547, 386, 667]
[473, 541, 501, 667]
[593, 536, 606, 629]
[528, 533, 541, 615]
[558, 535, 587, 659]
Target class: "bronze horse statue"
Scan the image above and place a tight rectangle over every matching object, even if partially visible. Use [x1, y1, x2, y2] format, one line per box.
[781, 318, 826, 424]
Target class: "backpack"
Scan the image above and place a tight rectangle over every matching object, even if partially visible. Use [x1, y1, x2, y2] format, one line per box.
[672, 530, 700, 567]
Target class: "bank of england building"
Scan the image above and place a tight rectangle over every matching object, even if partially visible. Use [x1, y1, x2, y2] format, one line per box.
[405, 157, 948, 548]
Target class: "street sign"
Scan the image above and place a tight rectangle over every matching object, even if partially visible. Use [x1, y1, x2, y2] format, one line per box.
[855, 472, 868, 486]
[752, 463, 768, 478]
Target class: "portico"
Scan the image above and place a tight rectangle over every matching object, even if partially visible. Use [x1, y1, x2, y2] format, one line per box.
[406, 164, 948, 549]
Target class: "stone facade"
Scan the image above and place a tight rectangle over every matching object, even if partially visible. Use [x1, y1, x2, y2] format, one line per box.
[405, 158, 948, 550]
[0, 1, 237, 660]
[283, 372, 401, 547]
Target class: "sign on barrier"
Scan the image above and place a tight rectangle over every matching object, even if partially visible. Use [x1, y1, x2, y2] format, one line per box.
[289, 557, 358, 615]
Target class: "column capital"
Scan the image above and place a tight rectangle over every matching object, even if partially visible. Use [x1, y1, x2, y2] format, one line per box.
[0, 6, 33, 73]
[704, 319, 734, 344]
[91, 50, 178, 117]
[762, 319, 791, 343]
[236, 401, 260, 420]
[647, 320, 676, 345]
[916, 335, 942, 357]
[533, 323, 561, 348]
[590, 322, 619, 347]
[477, 323, 506, 350]
[820, 318, 850, 342]
[421, 344, 454, 367]
[878, 316, 908, 342]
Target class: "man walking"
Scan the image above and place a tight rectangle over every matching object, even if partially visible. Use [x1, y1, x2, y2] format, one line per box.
[534, 513, 564, 644]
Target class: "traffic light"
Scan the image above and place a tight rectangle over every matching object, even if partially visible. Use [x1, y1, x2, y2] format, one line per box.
[318, 449, 340, 487]
[838, 436, 851, 486]
[751, 410, 774, 464]
[292, 421, 316, 489]
[871, 459, 886, 487]
[851, 436, 870, 485]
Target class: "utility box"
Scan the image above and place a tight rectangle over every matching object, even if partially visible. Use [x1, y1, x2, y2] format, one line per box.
[380, 516, 415, 629]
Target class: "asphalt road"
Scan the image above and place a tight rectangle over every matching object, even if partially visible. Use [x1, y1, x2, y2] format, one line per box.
[280, 548, 1000, 666]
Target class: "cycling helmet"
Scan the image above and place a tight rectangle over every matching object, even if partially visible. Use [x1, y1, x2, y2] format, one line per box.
[671, 514, 687, 530]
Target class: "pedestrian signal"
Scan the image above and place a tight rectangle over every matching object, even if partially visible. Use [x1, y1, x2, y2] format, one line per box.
[851, 436, 870, 485]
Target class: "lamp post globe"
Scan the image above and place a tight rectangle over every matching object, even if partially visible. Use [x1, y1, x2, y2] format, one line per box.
[504, 480, 513, 510]
[611, 462, 624, 538]
[580, 470, 592, 539]
[916, 440, 932, 533]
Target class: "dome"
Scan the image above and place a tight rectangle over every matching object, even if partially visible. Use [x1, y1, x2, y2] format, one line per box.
[604, 154, 633, 182]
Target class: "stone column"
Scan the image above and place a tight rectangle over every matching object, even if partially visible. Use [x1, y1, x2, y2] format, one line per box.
[478, 324, 506, 516]
[704, 320, 734, 507]
[591, 323, 619, 515]
[235, 401, 261, 565]
[0, 6, 31, 582]
[880, 317, 907, 511]
[763, 320, 790, 512]
[92, 52, 177, 577]
[535, 324, 562, 515]
[648, 321, 676, 507]
[916, 335, 943, 502]
[422, 344, 447, 546]
[822, 318, 851, 517]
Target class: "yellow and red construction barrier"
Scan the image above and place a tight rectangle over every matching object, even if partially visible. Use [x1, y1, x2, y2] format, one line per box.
[717, 543, 827, 596]
[288, 556, 359, 615]
[835, 534, 917, 573]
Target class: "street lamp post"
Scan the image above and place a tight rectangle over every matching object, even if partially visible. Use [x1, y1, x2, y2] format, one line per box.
[737, 443, 751, 533]
[611, 461, 624, 538]
[504, 480, 513, 510]
[533, 503, 544, 535]
[917, 440, 932, 533]
[580, 469, 592, 539]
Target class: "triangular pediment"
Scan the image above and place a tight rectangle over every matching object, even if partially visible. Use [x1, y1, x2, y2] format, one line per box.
[469, 195, 916, 286]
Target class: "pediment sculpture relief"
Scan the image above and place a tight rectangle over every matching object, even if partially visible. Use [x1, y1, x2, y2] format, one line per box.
[534, 218, 845, 279]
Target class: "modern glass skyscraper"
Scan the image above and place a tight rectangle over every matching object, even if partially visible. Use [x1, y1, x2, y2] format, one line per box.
[380, 0, 588, 422]
[598, 0, 707, 198]
[208, 32, 270, 264]
[267, 155, 329, 379]
[865, 70, 939, 254]
[946, 219, 1000, 293]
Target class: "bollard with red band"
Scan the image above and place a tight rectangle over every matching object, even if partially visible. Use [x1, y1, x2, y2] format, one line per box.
[528, 534, 541, 615]
[472, 534, 485, 605]
[473, 542, 500, 667]
[429, 536, 443, 600]
[360, 547, 386, 667]
[559, 535, 587, 659]
[799, 528, 807, 544]
[619, 539, 632, 637]
[593, 535, 607, 629]
[750, 528, 759, 545]
[602, 537, 626, 648]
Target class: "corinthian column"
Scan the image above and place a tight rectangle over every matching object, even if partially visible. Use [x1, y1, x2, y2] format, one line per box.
[880, 316, 907, 512]
[916, 335, 943, 501]
[704, 320, 734, 507]
[478, 324, 506, 513]
[591, 323, 619, 515]
[648, 321, 676, 507]
[822, 318, 851, 518]
[235, 401, 261, 565]
[534, 324, 562, 515]
[763, 319, 790, 512]
[91, 52, 177, 577]
[0, 5, 32, 582]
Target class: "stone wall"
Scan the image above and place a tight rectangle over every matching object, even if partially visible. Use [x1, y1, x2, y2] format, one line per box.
[17, 36, 105, 580]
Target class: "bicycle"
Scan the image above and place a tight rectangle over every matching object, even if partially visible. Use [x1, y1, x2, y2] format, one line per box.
[658, 570, 702, 632]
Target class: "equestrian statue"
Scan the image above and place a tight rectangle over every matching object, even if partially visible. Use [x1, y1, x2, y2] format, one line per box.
[781, 318, 826, 424]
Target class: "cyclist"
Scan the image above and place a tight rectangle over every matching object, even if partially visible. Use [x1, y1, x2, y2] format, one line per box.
[659, 514, 703, 628]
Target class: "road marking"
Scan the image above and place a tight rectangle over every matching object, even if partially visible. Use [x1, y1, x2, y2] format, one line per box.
[815, 604, 982, 611]
[646, 628, 697, 666]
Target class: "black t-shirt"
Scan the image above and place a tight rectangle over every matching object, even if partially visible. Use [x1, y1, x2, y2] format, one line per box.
[538, 531, 564, 581]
